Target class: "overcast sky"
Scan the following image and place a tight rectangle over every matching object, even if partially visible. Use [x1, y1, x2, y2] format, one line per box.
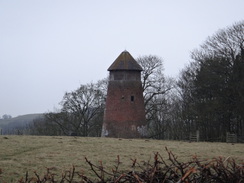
[0, 0, 243, 117]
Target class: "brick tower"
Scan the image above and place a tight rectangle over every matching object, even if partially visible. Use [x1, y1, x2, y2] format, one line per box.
[102, 50, 146, 138]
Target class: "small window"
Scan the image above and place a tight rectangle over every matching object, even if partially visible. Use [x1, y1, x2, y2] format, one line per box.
[131, 96, 134, 102]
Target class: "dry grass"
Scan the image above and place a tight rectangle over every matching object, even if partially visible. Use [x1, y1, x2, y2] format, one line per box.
[0, 135, 243, 182]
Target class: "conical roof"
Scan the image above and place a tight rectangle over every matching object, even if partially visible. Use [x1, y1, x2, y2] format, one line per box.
[108, 50, 143, 71]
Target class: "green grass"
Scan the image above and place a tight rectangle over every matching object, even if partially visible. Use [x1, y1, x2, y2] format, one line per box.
[0, 135, 243, 182]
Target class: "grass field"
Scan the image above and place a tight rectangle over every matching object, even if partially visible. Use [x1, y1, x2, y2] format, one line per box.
[0, 135, 243, 182]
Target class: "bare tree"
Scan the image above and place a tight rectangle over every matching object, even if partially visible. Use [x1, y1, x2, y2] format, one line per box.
[137, 55, 175, 138]
[192, 20, 244, 62]
[29, 82, 105, 136]
[60, 82, 105, 136]
[29, 116, 62, 136]
[2, 114, 12, 120]
[137, 55, 173, 114]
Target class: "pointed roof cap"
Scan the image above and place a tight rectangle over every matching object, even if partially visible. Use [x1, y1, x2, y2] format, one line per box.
[108, 50, 143, 71]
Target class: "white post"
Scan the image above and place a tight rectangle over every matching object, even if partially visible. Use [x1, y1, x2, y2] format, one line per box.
[196, 130, 199, 142]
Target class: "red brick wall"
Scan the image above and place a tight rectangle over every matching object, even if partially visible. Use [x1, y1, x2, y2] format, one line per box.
[103, 73, 146, 138]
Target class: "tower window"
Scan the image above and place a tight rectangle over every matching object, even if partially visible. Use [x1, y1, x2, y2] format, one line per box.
[131, 96, 134, 102]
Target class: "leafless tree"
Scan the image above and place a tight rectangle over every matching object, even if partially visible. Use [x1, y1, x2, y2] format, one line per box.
[137, 55, 175, 138]
[192, 20, 244, 62]
[29, 82, 105, 136]
[60, 82, 105, 136]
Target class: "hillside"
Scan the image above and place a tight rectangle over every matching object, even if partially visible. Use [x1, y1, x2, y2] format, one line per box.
[0, 113, 43, 133]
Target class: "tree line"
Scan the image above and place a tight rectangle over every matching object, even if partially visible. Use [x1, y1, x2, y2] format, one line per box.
[27, 20, 243, 141]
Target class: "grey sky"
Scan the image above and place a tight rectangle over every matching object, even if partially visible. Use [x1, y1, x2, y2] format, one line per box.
[0, 0, 243, 117]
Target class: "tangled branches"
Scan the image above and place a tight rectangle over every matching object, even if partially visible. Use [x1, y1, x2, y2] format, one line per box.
[16, 147, 244, 183]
